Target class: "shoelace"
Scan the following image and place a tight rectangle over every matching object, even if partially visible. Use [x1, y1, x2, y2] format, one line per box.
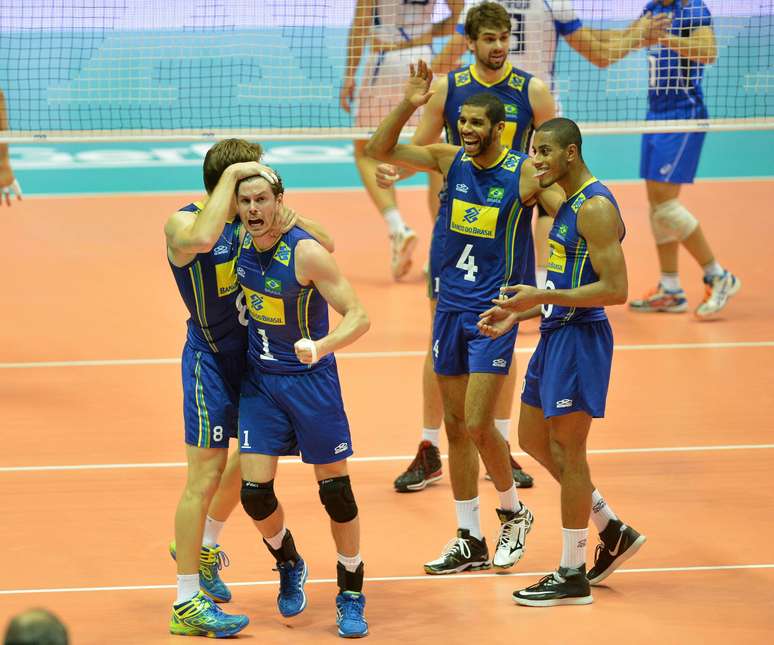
[439, 536, 471, 560]
[497, 520, 515, 549]
[275, 561, 303, 590]
[528, 572, 563, 590]
[200, 547, 230, 581]
[339, 593, 365, 620]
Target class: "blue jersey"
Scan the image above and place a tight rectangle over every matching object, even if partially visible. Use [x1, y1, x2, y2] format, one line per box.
[444, 63, 536, 154]
[643, 0, 712, 113]
[541, 178, 624, 332]
[168, 201, 247, 354]
[439, 148, 533, 314]
[237, 227, 332, 375]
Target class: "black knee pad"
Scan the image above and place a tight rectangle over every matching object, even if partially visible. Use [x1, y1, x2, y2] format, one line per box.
[318, 476, 358, 523]
[240, 480, 278, 521]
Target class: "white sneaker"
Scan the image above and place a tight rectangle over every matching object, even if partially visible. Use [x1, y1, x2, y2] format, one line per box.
[390, 227, 417, 280]
[492, 504, 533, 569]
[695, 271, 741, 319]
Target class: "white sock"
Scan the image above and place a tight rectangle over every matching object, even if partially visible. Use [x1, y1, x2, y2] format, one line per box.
[265, 526, 287, 550]
[421, 427, 441, 447]
[560, 528, 588, 569]
[536, 267, 548, 290]
[175, 574, 200, 605]
[590, 489, 619, 533]
[496, 483, 519, 513]
[337, 552, 362, 573]
[382, 207, 405, 236]
[660, 272, 681, 292]
[202, 516, 225, 547]
[455, 497, 482, 540]
[702, 260, 724, 280]
[493, 418, 511, 443]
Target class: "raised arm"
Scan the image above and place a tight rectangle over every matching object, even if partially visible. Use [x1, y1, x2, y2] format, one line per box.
[659, 25, 716, 65]
[563, 14, 670, 69]
[294, 240, 370, 363]
[364, 60, 458, 175]
[340, 0, 374, 113]
[165, 161, 275, 266]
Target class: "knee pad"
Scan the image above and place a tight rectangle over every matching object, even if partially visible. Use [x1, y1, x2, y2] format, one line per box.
[318, 476, 358, 523]
[240, 480, 278, 521]
[649, 199, 698, 244]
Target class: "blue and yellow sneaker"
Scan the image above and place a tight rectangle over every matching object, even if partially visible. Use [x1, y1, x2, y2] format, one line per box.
[276, 557, 308, 617]
[170, 591, 248, 638]
[169, 541, 232, 603]
[336, 591, 368, 638]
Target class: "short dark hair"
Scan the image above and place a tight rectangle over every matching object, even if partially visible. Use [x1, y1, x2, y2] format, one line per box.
[536, 117, 583, 157]
[235, 169, 284, 198]
[4, 609, 68, 645]
[464, 1, 510, 40]
[462, 92, 506, 126]
[202, 138, 264, 195]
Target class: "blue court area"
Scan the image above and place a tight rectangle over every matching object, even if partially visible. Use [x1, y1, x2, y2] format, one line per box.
[12, 130, 774, 196]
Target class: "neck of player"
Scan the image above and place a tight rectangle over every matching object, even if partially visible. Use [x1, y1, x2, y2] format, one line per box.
[252, 231, 281, 252]
[559, 164, 594, 199]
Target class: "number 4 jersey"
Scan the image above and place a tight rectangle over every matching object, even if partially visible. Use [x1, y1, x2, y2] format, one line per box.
[236, 227, 332, 374]
[438, 147, 534, 314]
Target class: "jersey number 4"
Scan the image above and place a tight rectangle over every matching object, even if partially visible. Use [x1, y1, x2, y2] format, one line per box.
[456, 244, 479, 282]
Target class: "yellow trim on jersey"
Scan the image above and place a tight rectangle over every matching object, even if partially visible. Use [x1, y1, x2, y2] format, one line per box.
[469, 62, 513, 88]
[566, 176, 598, 202]
[470, 146, 509, 170]
[244, 286, 286, 325]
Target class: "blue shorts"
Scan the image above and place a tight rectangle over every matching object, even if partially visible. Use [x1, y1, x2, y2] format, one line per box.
[640, 105, 708, 184]
[433, 310, 517, 376]
[427, 207, 445, 300]
[182, 344, 245, 449]
[238, 360, 353, 465]
[521, 320, 614, 419]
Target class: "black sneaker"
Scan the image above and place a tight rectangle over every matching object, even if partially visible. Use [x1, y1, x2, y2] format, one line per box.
[423, 529, 491, 575]
[485, 442, 534, 488]
[587, 519, 647, 585]
[394, 441, 443, 492]
[513, 565, 592, 606]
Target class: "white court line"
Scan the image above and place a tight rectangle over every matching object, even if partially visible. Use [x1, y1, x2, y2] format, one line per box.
[1, 563, 772, 596]
[2, 341, 774, 369]
[2, 443, 773, 474]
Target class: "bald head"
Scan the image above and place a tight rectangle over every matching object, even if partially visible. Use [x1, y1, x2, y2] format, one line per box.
[4, 609, 68, 645]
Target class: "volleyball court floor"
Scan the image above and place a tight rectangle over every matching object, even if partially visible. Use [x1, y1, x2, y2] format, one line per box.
[1, 178, 773, 643]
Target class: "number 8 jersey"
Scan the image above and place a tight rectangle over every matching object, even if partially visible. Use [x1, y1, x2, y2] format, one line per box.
[438, 147, 534, 314]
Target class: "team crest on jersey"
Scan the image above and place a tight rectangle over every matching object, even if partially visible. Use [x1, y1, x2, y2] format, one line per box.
[215, 259, 238, 297]
[242, 236, 252, 249]
[213, 245, 229, 256]
[450, 199, 499, 239]
[454, 70, 471, 87]
[547, 240, 567, 273]
[571, 193, 587, 213]
[264, 277, 282, 295]
[502, 153, 519, 172]
[557, 223, 569, 239]
[504, 103, 518, 119]
[273, 241, 291, 266]
[456, 183, 469, 194]
[487, 186, 504, 203]
[244, 286, 285, 325]
[508, 73, 526, 91]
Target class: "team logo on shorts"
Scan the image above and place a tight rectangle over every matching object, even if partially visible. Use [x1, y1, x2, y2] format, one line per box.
[659, 164, 673, 176]
[556, 398, 573, 408]
[334, 442, 349, 455]
[487, 186, 504, 203]
[273, 241, 292, 266]
[492, 358, 507, 368]
[264, 277, 282, 295]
